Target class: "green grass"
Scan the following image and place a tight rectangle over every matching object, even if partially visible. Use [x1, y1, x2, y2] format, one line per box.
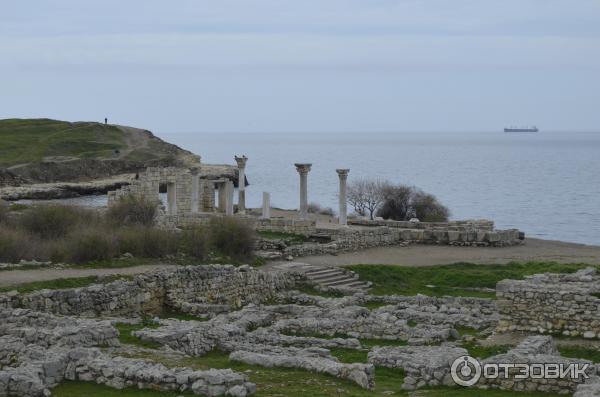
[105, 348, 564, 397]
[256, 230, 308, 243]
[460, 341, 511, 359]
[8, 203, 29, 212]
[159, 307, 209, 322]
[0, 275, 131, 293]
[559, 345, 600, 363]
[0, 119, 126, 166]
[71, 257, 156, 269]
[346, 262, 597, 298]
[115, 320, 162, 349]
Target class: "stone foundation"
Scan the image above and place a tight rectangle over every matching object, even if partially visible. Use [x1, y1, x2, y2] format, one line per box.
[496, 268, 600, 337]
[254, 218, 317, 236]
[0, 265, 299, 318]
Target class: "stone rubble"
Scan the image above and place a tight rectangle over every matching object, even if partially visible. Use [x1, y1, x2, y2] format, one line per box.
[2, 265, 600, 396]
[367, 344, 467, 390]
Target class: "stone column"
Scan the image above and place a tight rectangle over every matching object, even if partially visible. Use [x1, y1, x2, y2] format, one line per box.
[190, 167, 199, 213]
[262, 192, 271, 219]
[336, 169, 349, 226]
[225, 180, 234, 216]
[294, 163, 312, 219]
[234, 155, 248, 214]
[217, 182, 226, 212]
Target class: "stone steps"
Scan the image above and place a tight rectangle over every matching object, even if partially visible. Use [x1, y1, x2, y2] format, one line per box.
[304, 266, 370, 292]
[266, 262, 371, 292]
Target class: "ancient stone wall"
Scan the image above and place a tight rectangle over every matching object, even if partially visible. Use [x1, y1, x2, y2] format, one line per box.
[496, 268, 600, 337]
[254, 218, 317, 236]
[0, 265, 298, 318]
[349, 218, 495, 231]
[478, 336, 594, 394]
[262, 223, 522, 259]
[108, 167, 219, 220]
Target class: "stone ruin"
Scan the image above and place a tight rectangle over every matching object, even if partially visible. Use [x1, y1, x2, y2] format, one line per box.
[106, 158, 524, 259]
[2, 265, 600, 396]
[497, 267, 600, 337]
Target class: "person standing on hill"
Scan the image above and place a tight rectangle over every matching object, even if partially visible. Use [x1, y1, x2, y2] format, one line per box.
[104, 117, 108, 125]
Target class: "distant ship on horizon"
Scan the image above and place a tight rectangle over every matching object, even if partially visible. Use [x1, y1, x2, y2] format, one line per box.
[504, 126, 539, 133]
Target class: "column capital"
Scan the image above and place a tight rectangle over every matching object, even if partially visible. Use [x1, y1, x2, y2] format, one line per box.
[190, 166, 200, 176]
[336, 169, 350, 178]
[234, 155, 248, 168]
[294, 163, 312, 174]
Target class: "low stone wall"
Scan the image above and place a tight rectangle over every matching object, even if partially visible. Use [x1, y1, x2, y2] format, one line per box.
[254, 218, 317, 236]
[0, 265, 298, 318]
[368, 345, 467, 389]
[478, 336, 594, 394]
[272, 222, 521, 258]
[496, 268, 600, 337]
[349, 218, 495, 231]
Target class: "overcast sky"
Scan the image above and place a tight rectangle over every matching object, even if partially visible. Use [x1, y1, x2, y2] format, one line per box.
[1, 1, 599, 133]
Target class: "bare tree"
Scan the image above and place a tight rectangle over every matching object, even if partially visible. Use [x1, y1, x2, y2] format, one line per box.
[347, 179, 367, 216]
[347, 178, 389, 220]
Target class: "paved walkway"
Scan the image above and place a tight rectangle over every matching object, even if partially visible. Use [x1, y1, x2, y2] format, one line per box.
[0, 264, 174, 288]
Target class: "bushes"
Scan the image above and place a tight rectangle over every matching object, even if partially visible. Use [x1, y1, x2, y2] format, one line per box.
[66, 228, 117, 263]
[20, 205, 97, 239]
[374, 184, 450, 222]
[376, 185, 413, 221]
[208, 217, 255, 259]
[0, 200, 256, 264]
[411, 190, 450, 222]
[116, 226, 179, 258]
[106, 195, 158, 226]
[0, 201, 8, 224]
[307, 202, 335, 216]
[179, 226, 209, 260]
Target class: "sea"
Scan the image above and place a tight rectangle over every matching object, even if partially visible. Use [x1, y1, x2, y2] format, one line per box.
[23, 131, 600, 246]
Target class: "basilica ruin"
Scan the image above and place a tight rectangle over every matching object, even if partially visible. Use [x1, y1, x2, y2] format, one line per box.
[107, 157, 524, 262]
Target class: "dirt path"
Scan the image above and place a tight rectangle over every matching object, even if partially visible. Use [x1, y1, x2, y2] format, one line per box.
[290, 238, 600, 267]
[0, 264, 175, 288]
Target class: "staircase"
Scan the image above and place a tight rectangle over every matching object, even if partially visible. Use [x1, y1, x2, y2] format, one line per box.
[303, 265, 371, 292]
[266, 262, 371, 293]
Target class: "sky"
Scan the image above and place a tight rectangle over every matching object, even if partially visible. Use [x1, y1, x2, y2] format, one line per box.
[1, 0, 599, 133]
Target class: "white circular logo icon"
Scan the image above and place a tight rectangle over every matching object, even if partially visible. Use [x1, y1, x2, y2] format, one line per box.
[451, 355, 482, 386]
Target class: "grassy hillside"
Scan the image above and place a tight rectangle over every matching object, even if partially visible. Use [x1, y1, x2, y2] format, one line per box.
[0, 119, 126, 166]
[0, 118, 201, 183]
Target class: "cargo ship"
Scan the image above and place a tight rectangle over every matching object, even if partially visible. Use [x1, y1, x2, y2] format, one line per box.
[504, 126, 539, 133]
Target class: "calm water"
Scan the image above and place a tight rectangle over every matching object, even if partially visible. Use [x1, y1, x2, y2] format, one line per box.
[164, 131, 600, 245]
[22, 131, 600, 245]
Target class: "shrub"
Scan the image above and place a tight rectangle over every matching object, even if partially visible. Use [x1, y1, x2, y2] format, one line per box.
[307, 202, 335, 216]
[208, 217, 255, 259]
[106, 195, 158, 226]
[376, 184, 450, 222]
[20, 205, 96, 239]
[0, 228, 38, 263]
[179, 225, 209, 259]
[411, 190, 450, 222]
[376, 184, 413, 221]
[116, 226, 179, 258]
[65, 228, 117, 263]
[0, 201, 8, 224]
